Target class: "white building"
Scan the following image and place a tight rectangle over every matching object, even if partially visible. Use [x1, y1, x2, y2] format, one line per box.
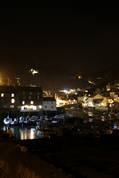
[42, 97, 57, 111]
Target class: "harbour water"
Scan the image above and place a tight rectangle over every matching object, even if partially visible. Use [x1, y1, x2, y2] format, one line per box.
[0, 112, 65, 140]
[1, 126, 44, 140]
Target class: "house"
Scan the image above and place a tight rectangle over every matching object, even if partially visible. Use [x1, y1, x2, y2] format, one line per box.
[0, 85, 43, 111]
[42, 97, 57, 111]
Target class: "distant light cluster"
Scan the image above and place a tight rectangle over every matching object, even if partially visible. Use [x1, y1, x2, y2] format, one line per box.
[29, 69, 39, 76]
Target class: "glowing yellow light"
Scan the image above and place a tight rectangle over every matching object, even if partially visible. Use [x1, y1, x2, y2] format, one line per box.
[29, 68, 39, 76]
[56, 97, 68, 107]
[0, 74, 3, 85]
[108, 99, 114, 104]
[30, 101, 34, 105]
[1, 93, 4, 97]
[39, 105, 42, 109]
[101, 102, 107, 107]
[30, 129, 35, 139]
[82, 102, 87, 107]
[11, 93, 15, 97]
[11, 98, 15, 104]
[88, 80, 95, 85]
[32, 105, 37, 110]
[85, 90, 88, 93]
[100, 98, 108, 107]
[78, 75, 82, 79]
[21, 105, 37, 111]
[22, 101, 25, 105]
[62, 89, 69, 94]
[87, 101, 94, 107]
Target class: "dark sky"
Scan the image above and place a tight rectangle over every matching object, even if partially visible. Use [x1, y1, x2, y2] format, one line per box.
[0, 7, 119, 89]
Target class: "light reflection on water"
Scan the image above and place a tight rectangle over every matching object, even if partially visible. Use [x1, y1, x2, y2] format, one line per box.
[2, 126, 44, 140]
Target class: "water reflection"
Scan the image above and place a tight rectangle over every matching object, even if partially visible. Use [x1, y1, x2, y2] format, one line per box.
[2, 126, 44, 140]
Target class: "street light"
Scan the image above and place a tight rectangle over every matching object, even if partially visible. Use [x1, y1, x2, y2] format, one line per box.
[78, 75, 82, 79]
[29, 68, 40, 87]
[88, 80, 95, 85]
[29, 68, 39, 76]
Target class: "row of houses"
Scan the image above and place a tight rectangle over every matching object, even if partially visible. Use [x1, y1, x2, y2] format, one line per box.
[0, 86, 56, 112]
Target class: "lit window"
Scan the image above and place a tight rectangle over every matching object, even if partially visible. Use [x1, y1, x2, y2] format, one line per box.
[1, 93, 4, 97]
[30, 101, 34, 105]
[39, 105, 42, 109]
[11, 98, 15, 104]
[11, 93, 15, 97]
[32, 105, 37, 110]
[22, 101, 25, 105]
[10, 105, 14, 108]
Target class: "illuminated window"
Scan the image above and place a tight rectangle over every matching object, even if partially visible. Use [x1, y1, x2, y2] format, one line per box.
[11, 98, 15, 104]
[22, 101, 25, 105]
[39, 105, 42, 109]
[11, 93, 15, 97]
[1, 93, 4, 97]
[32, 105, 37, 110]
[10, 105, 14, 108]
[30, 101, 34, 105]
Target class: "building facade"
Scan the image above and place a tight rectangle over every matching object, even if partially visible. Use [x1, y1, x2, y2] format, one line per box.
[42, 97, 57, 111]
[0, 86, 43, 111]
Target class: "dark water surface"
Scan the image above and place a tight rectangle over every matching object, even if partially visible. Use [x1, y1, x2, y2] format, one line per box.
[1, 126, 44, 140]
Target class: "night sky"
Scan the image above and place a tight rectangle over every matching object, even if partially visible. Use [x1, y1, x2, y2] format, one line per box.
[0, 7, 119, 89]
